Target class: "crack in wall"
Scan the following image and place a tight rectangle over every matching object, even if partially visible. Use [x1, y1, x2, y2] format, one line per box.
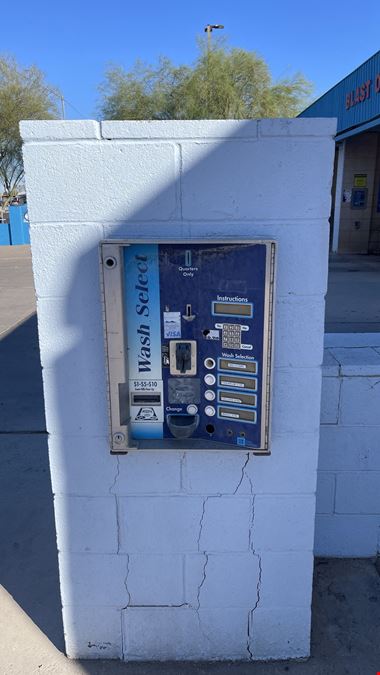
[234, 452, 251, 494]
[197, 496, 210, 551]
[180, 451, 186, 491]
[108, 456, 120, 495]
[109, 457, 121, 554]
[195, 497, 213, 645]
[124, 554, 131, 607]
[247, 495, 262, 660]
[122, 603, 190, 609]
[196, 554, 209, 610]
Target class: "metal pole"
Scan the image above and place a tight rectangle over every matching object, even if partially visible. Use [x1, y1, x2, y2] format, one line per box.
[60, 95, 66, 120]
[332, 141, 345, 254]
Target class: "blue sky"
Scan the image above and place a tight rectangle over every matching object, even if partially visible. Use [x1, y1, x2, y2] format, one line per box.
[3, 0, 380, 118]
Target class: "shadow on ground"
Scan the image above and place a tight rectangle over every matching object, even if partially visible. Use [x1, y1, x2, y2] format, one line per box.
[0, 313, 64, 652]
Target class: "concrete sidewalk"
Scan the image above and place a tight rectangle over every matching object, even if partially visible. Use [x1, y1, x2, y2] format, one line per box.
[325, 254, 380, 332]
[1, 246, 380, 674]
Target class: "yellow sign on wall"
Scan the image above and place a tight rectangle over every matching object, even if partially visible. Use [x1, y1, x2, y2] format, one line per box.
[354, 174, 367, 187]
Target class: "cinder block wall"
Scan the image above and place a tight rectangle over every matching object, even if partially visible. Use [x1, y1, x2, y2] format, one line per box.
[21, 119, 336, 661]
[316, 344, 380, 556]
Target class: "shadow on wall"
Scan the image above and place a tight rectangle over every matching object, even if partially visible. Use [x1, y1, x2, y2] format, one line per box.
[0, 314, 64, 651]
[23, 119, 332, 665]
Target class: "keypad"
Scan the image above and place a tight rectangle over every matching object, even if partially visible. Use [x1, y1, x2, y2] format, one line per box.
[222, 323, 242, 348]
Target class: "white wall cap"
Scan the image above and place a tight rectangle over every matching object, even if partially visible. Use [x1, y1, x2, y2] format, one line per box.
[20, 120, 101, 141]
[329, 347, 380, 376]
[101, 120, 259, 140]
[324, 333, 380, 348]
[259, 118, 337, 137]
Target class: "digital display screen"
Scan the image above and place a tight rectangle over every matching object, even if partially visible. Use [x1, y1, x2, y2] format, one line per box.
[213, 302, 253, 317]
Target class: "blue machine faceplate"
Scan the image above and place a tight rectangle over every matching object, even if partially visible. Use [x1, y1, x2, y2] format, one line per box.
[124, 242, 269, 449]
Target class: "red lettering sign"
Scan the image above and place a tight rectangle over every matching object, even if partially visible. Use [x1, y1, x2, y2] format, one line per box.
[345, 79, 373, 109]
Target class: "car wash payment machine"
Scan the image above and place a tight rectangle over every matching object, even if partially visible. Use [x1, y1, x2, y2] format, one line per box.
[101, 240, 276, 454]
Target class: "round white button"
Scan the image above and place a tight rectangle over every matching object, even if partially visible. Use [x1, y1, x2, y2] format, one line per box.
[204, 373, 216, 386]
[204, 357, 216, 370]
[204, 389, 216, 401]
[205, 405, 216, 417]
[187, 404, 198, 415]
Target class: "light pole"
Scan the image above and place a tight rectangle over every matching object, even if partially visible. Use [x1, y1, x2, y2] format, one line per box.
[204, 24, 224, 54]
[204, 24, 224, 117]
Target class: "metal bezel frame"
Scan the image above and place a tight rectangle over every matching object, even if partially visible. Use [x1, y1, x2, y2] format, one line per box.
[100, 239, 276, 455]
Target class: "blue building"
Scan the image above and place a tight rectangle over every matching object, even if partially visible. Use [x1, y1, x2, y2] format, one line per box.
[300, 50, 380, 254]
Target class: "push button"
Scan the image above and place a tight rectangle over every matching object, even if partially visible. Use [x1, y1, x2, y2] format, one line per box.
[205, 405, 216, 417]
[204, 373, 216, 386]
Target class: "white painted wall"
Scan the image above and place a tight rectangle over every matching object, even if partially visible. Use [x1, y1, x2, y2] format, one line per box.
[21, 118, 336, 662]
[316, 340, 380, 557]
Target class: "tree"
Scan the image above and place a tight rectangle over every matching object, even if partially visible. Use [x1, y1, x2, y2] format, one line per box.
[99, 39, 313, 121]
[0, 56, 59, 200]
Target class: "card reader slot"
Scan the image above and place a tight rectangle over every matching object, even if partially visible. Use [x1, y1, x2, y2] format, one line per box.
[131, 393, 162, 406]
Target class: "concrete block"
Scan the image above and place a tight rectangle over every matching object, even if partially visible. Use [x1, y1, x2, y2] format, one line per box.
[48, 435, 116, 496]
[274, 297, 325, 368]
[182, 451, 248, 495]
[36, 296, 104, 370]
[181, 138, 334, 221]
[101, 142, 179, 222]
[20, 120, 101, 140]
[340, 376, 380, 425]
[29, 223, 104, 299]
[59, 553, 129, 606]
[318, 425, 375, 471]
[24, 142, 178, 223]
[329, 347, 380, 376]
[127, 555, 184, 605]
[101, 119, 258, 140]
[41, 365, 108, 437]
[320, 377, 340, 424]
[114, 452, 181, 495]
[259, 118, 337, 137]
[272, 368, 322, 434]
[54, 496, 117, 553]
[335, 472, 380, 514]
[322, 349, 340, 376]
[62, 605, 121, 659]
[198, 553, 260, 608]
[314, 514, 380, 556]
[254, 496, 316, 551]
[315, 472, 336, 514]
[122, 606, 249, 660]
[246, 433, 319, 495]
[103, 220, 190, 240]
[250, 607, 311, 660]
[259, 551, 314, 608]
[118, 497, 203, 553]
[199, 497, 251, 552]
[325, 333, 380, 348]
